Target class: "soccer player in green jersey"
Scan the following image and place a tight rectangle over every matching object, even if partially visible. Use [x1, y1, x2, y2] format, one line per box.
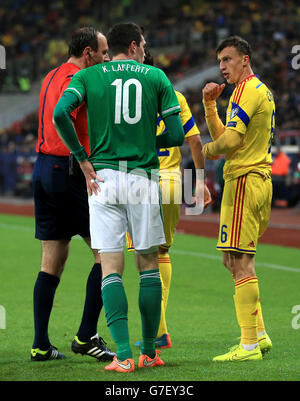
[53, 22, 184, 372]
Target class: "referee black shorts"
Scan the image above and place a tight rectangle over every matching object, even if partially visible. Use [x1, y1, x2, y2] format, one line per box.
[33, 153, 90, 240]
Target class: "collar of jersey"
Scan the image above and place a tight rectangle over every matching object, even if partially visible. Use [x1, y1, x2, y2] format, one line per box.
[110, 59, 137, 63]
[237, 74, 255, 86]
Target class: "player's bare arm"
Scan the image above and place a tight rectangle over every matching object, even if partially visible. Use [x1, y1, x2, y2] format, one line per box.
[187, 134, 212, 207]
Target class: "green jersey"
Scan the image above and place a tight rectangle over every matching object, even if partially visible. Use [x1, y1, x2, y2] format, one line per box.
[65, 59, 180, 176]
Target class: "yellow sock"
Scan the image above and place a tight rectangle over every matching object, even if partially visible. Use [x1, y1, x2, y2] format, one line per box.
[234, 276, 259, 345]
[157, 253, 172, 338]
[257, 298, 266, 335]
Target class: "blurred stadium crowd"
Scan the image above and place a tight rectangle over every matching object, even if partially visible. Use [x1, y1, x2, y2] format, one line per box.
[0, 0, 299, 207]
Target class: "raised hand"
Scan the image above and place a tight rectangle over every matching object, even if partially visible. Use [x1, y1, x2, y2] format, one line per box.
[202, 82, 226, 102]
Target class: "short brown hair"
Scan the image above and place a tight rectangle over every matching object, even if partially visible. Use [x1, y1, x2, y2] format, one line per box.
[107, 22, 144, 56]
[68, 27, 100, 57]
[216, 36, 252, 59]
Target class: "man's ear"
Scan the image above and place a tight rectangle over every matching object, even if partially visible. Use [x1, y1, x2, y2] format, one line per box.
[83, 46, 92, 57]
[243, 54, 250, 67]
[129, 40, 136, 54]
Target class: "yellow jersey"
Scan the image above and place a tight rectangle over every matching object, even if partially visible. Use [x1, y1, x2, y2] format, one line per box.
[223, 75, 275, 181]
[157, 91, 200, 176]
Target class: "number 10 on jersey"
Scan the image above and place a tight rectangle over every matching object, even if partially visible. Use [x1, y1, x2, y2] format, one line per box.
[112, 78, 142, 124]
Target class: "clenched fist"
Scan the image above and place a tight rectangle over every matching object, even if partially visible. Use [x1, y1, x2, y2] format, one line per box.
[202, 82, 225, 102]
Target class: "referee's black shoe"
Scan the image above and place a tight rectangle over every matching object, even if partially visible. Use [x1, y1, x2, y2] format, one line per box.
[31, 345, 66, 361]
[71, 333, 115, 361]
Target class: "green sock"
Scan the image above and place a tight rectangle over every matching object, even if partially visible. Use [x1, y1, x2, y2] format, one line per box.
[139, 269, 162, 358]
[101, 273, 132, 361]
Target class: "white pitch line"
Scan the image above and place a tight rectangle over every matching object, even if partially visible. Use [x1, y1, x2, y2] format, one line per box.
[1, 222, 299, 273]
[0, 222, 34, 232]
[170, 249, 300, 273]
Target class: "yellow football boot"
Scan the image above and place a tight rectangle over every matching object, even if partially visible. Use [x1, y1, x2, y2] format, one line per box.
[213, 344, 262, 362]
[258, 332, 272, 354]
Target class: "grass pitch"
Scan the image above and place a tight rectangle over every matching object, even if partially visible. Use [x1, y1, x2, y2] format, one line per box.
[0, 213, 300, 382]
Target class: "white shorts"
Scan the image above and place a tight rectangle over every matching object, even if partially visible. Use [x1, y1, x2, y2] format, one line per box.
[89, 169, 166, 253]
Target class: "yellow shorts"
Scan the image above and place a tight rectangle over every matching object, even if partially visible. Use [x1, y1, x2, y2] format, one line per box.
[217, 173, 272, 254]
[126, 175, 182, 251]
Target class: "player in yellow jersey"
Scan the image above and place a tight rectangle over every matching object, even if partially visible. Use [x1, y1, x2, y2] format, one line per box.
[154, 89, 211, 348]
[202, 36, 274, 362]
[128, 49, 211, 349]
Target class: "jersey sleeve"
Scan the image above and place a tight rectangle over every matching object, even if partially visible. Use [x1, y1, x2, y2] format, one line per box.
[226, 84, 260, 134]
[60, 73, 83, 122]
[176, 91, 200, 139]
[64, 71, 86, 105]
[157, 70, 181, 119]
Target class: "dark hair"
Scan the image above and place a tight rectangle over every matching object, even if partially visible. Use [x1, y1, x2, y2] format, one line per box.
[107, 22, 143, 56]
[144, 47, 154, 66]
[216, 35, 252, 59]
[68, 27, 99, 57]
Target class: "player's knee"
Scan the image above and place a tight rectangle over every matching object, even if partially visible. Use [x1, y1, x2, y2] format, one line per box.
[222, 252, 231, 270]
[41, 264, 65, 278]
[40, 240, 70, 278]
[136, 248, 159, 271]
[158, 246, 169, 255]
[227, 252, 255, 280]
[92, 249, 101, 264]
